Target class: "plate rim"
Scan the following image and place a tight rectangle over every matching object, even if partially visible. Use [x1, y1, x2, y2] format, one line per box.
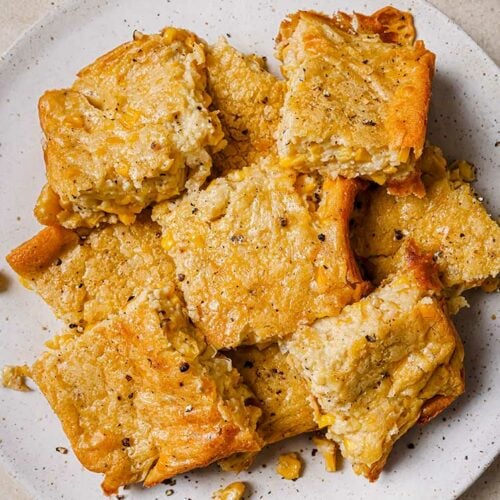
[0, 0, 498, 498]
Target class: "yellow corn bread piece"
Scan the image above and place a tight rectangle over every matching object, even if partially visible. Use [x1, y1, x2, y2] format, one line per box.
[276, 8, 435, 194]
[36, 28, 224, 228]
[230, 344, 316, 444]
[286, 248, 464, 481]
[351, 145, 500, 291]
[31, 287, 262, 494]
[206, 38, 284, 172]
[153, 155, 369, 348]
[7, 216, 174, 328]
[218, 344, 317, 472]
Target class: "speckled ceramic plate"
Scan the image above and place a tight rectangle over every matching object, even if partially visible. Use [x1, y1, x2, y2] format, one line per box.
[0, 0, 498, 498]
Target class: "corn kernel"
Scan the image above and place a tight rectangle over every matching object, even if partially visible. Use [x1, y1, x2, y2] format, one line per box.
[280, 155, 305, 169]
[120, 108, 142, 128]
[398, 147, 410, 163]
[2, 365, 32, 392]
[458, 160, 475, 182]
[354, 147, 371, 163]
[317, 413, 335, 428]
[118, 213, 136, 225]
[309, 144, 323, 160]
[212, 481, 246, 500]
[335, 146, 353, 163]
[312, 436, 338, 472]
[276, 452, 302, 480]
[116, 165, 129, 177]
[371, 173, 387, 185]
[162, 27, 182, 44]
[18, 276, 32, 289]
[64, 115, 84, 128]
[161, 232, 175, 251]
[106, 136, 125, 145]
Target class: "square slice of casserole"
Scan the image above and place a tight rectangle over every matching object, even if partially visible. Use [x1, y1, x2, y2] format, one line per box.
[153, 154, 369, 348]
[351, 145, 500, 294]
[276, 8, 435, 195]
[6, 216, 174, 328]
[31, 287, 262, 494]
[286, 247, 464, 480]
[36, 28, 224, 228]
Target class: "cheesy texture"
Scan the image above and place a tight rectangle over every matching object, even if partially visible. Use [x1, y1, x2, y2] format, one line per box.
[36, 28, 224, 228]
[276, 8, 435, 194]
[7, 216, 174, 328]
[351, 145, 500, 291]
[286, 250, 464, 480]
[32, 287, 262, 494]
[206, 38, 284, 172]
[153, 155, 368, 348]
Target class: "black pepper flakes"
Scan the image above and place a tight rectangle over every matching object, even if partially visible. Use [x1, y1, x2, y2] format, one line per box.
[318, 233, 326, 242]
[407, 443, 415, 449]
[394, 229, 404, 241]
[125, 374, 132, 381]
[179, 362, 190, 373]
[279, 217, 288, 227]
[68, 323, 77, 329]
[55, 258, 62, 266]
[55, 446, 68, 454]
[243, 360, 254, 369]
[230, 234, 245, 243]
[127, 295, 135, 302]
[122, 438, 131, 447]
[362, 120, 377, 126]
[365, 335, 376, 342]
[178, 273, 186, 282]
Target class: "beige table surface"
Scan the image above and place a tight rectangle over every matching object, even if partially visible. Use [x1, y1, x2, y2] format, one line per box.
[0, 0, 498, 498]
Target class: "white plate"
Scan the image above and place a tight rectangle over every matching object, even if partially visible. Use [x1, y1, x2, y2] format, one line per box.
[0, 0, 498, 498]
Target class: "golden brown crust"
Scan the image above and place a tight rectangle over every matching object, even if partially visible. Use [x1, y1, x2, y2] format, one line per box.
[37, 28, 224, 228]
[386, 170, 426, 198]
[403, 240, 442, 292]
[206, 38, 285, 172]
[287, 258, 464, 481]
[6, 217, 176, 328]
[351, 145, 500, 290]
[6, 225, 78, 275]
[230, 344, 317, 444]
[276, 9, 435, 190]
[32, 290, 262, 494]
[153, 155, 369, 348]
[278, 7, 416, 47]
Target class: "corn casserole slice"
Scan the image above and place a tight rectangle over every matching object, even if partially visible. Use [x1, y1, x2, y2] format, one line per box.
[276, 8, 435, 194]
[206, 38, 285, 172]
[31, 287, 262, 494]
[153, 155, 369, 348]
[286, 247, 464, 480]
[35, 27, 224, 229]
[219, 344, 317, 472]
[6, 216, 174, 328]
[351, 145, 500, 292]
